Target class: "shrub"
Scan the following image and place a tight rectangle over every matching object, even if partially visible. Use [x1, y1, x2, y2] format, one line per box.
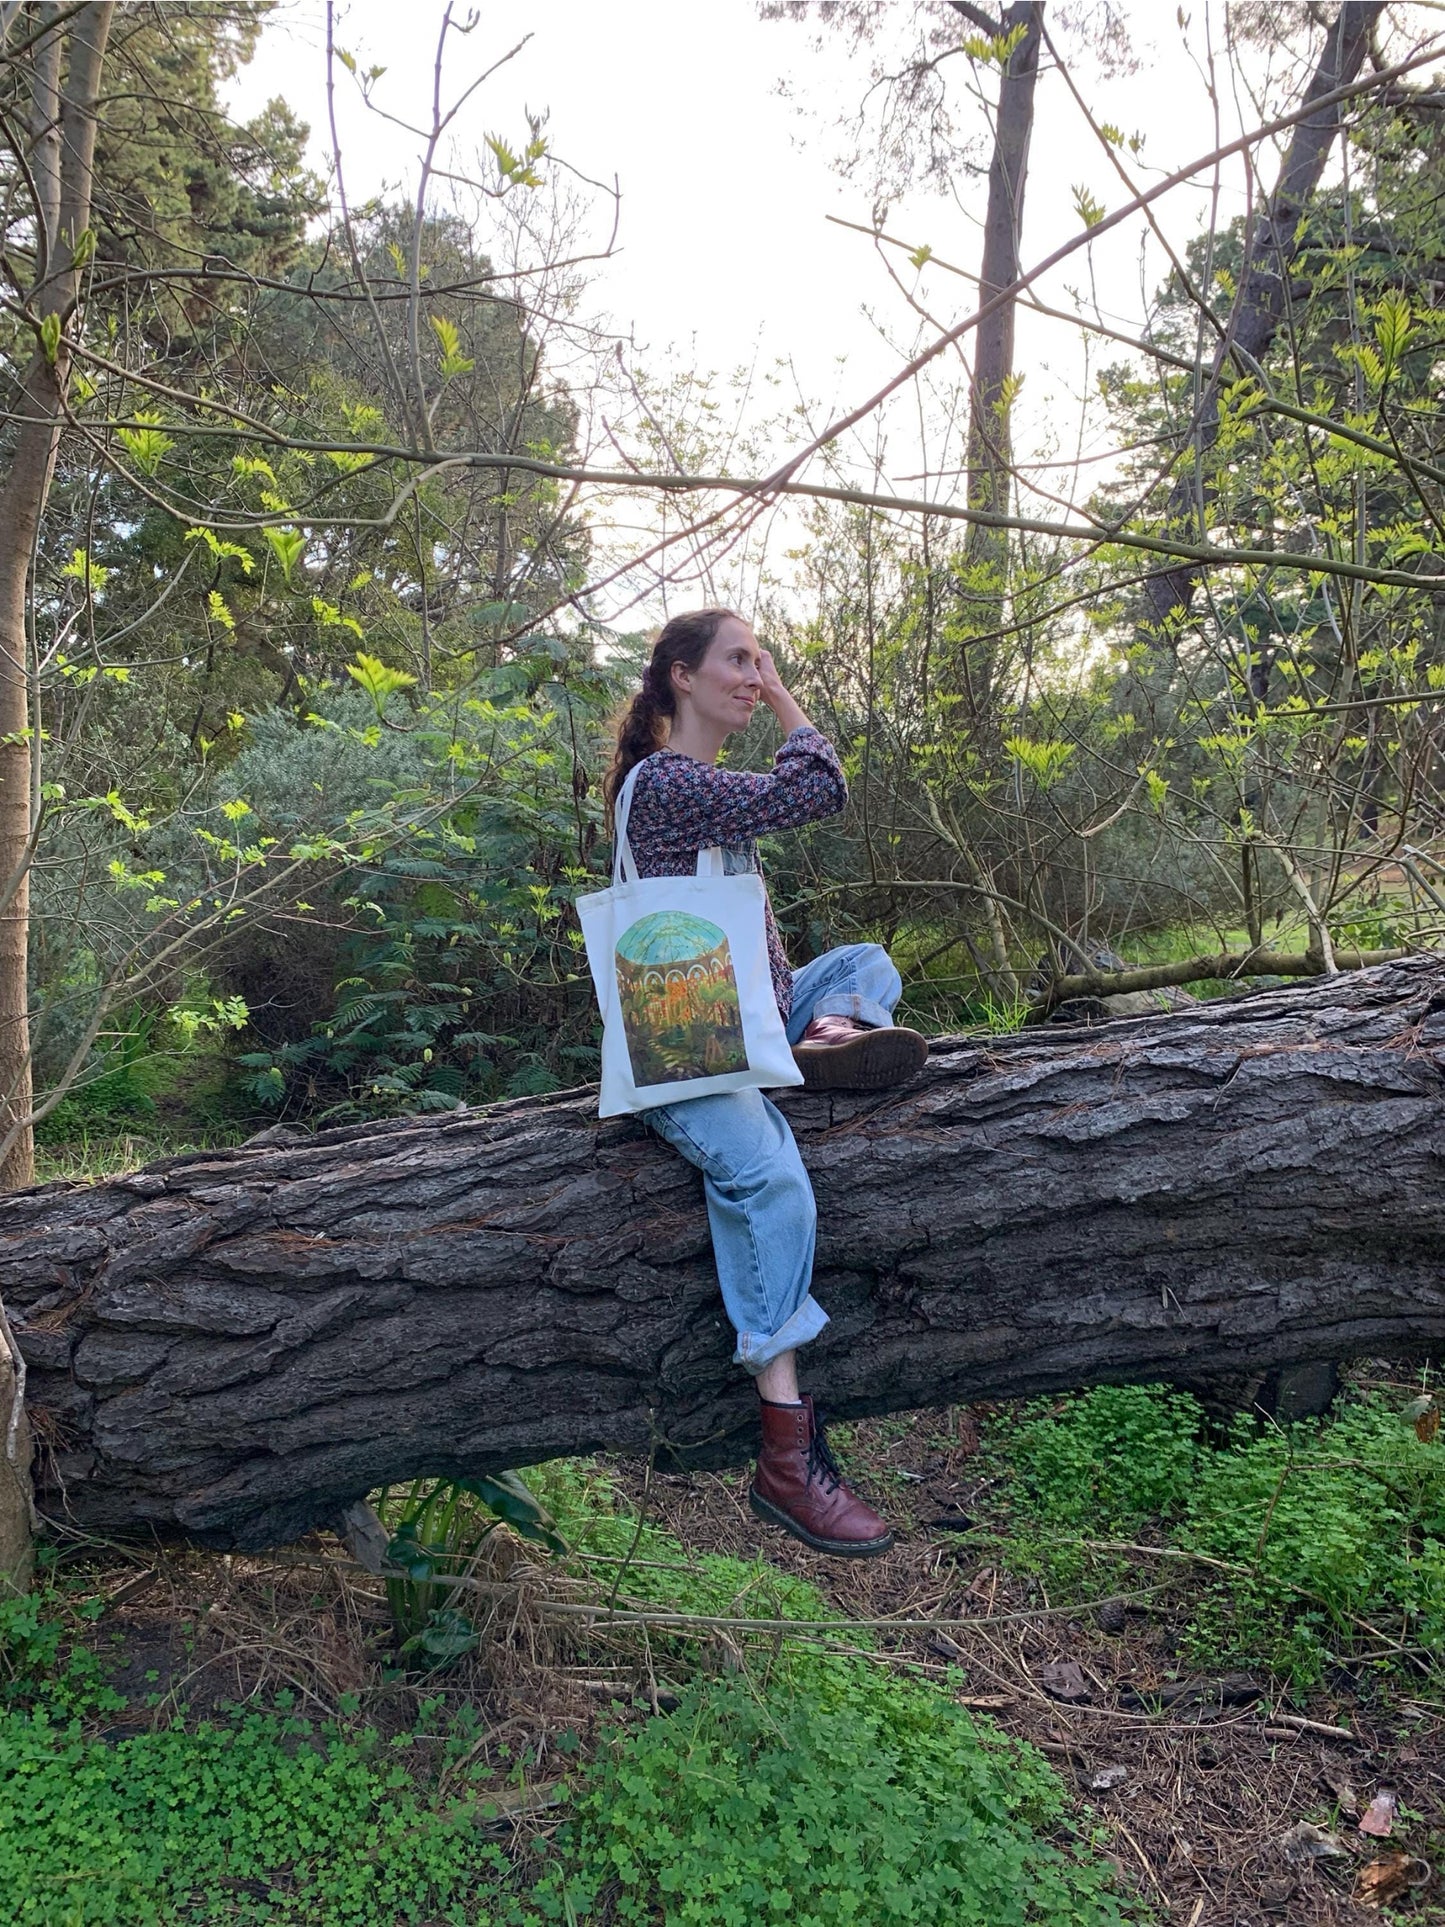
[1000, 1384, 1203, 1532]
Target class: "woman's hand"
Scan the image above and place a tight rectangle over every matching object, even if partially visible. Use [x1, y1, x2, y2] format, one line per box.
[758, 650, 811, 736]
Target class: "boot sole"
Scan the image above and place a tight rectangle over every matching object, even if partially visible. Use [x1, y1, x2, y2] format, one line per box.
[792, 1026, 929, 1092]
[748, 1487, 895, 1558]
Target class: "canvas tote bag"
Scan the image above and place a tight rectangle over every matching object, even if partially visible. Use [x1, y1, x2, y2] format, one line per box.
[576, 760, 804, 1118]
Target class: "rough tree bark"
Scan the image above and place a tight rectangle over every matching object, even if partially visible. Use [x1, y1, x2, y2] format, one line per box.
[6, 956, 1444, 1553]
[1143, 0, 1383, 632]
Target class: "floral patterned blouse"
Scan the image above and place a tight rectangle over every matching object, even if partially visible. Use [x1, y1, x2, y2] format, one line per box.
[622, 725, 847, 1021]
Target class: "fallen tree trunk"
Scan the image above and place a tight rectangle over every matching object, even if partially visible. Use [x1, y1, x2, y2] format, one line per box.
[8, 957, 1445, 1551]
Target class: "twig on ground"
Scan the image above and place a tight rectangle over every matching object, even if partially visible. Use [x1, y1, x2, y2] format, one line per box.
[1266, 1711, 1357, 1741]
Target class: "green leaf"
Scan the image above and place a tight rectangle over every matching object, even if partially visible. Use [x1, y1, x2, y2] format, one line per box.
[485, 130, 544, 188]
[261, 526, 307, 584]
[346, 651, 417, 716]
[996, 371, 1025, 415]
[1071, 184, 1106, 230]
[117, 411, 174, 476]
[185, 527, 255, 574]
[1002, 735, 1075, 790]
[326, 447, 371, 475]
[39, 312, 60, 365]
[429, 315, 475, 378]
[961, 21, 1029, 67]
[455, 1470, 568, 1554]
[232, 453, 279, 486]
[60, 547, 109, 594]
[403, 1608, 478, 1663]
[1373, 289, 1413, 380]
[384, 1524, 434, 1582]
[312, 595, 363, 639]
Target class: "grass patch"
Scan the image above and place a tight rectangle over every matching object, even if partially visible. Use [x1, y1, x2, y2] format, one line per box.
[33, 1131, 246, 1186]
[532, 1458, 838, 1646]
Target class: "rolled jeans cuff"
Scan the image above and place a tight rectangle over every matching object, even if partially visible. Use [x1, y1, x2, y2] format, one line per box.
[809, 991, 894, 1030]
[733, 1294, 829, 1375]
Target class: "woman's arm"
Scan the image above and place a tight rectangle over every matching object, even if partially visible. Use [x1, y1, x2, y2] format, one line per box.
[630, 685, 846, 850]
[759, 649, 811, 738]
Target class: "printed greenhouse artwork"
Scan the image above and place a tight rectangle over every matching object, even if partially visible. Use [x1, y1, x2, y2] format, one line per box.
[615, 910, 749, 1087]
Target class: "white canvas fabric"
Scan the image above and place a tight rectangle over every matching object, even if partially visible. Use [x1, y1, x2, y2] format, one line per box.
[576, 761, 804, 1118]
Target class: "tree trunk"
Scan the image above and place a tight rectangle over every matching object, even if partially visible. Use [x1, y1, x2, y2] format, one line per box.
[6, 956, 1445, 1553]
[0, 0, 113, 1192]
[0, 0, 113, 1592]
[1143, 1, 1383, 633]
[0, 1343, 33, 1595]
[963, 0, 1041, 531]
[950, 0, 1043, 713]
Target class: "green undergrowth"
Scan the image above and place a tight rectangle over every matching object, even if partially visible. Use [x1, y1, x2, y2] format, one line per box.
[980, 1381, 1445, 1687]
[533, 1458, 840, 1653]
[33, 1131, 245, 1186]
[528, 1669, 1137, 1927]
[0, 1584, 510, 1925]
[515, 1461, 1141, 1925]
[2, 1465, 1144, 1925]
[0, 1700, 514, 1926]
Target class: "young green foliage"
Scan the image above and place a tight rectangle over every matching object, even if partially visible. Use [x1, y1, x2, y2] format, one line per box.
[982, 1383, 1445, 1687]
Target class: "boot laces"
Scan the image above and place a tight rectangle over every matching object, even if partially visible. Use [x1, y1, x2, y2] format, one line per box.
[805, 1411, 845, 1493]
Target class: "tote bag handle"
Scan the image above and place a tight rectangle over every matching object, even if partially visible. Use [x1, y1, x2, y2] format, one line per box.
[612, 758, 724, 885]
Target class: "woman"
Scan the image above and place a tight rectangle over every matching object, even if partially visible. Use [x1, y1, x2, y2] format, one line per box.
[605, 607, 928, 1557]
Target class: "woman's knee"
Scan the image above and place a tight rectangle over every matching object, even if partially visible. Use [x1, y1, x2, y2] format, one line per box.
[853, 942, 902, 1003]
[758, 1134, 816, 1230]
[707, 1105, 814, 1219]
[643, 1087, 775, 1183]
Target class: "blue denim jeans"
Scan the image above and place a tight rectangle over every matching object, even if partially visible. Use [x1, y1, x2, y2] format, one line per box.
[642, 943, 903, 1374]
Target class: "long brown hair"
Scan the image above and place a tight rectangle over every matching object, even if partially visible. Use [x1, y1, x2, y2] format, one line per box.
[603, 607, 739, 822]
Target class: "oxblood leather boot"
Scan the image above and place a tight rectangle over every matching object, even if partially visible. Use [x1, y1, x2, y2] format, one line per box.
[749, 1395, 894, 1557]
[791, 1015, 928, 1091]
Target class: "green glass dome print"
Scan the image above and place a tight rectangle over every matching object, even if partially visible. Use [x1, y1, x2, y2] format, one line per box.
[616, 911, 727, 967]
[615, 909, 749, 1088]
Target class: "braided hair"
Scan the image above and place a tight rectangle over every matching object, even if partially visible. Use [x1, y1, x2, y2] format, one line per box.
[603, 607, 740, 823]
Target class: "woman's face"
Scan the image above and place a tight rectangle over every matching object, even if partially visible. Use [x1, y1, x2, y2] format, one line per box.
[672, 617, 763, 737]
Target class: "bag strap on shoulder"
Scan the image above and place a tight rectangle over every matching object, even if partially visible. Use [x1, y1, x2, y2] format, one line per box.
[612, 762, 644, 884]
[612, 757, 725, 885]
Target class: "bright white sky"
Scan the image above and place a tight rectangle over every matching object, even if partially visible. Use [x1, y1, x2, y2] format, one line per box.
[227, 2, 1444, 618]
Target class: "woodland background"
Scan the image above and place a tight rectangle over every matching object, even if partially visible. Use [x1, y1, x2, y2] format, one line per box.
[0, 3, 1443, 1923]
[12, 0, 1445, 1174]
